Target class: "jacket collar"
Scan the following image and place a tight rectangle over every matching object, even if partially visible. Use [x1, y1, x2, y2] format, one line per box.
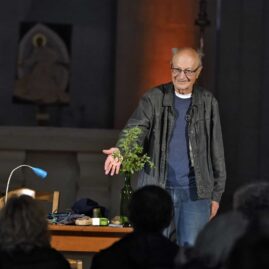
[191, 85, 203, 107]
[162, 83, 174, 106]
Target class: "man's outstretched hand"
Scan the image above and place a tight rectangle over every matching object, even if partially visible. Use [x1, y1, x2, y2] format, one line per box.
[103, 147, 122, 176]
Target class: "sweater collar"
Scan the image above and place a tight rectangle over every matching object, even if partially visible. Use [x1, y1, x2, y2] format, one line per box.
[163, 82, 200, 107]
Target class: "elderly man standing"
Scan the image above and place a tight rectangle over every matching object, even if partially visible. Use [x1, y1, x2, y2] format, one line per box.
[103, 47, 226, 246]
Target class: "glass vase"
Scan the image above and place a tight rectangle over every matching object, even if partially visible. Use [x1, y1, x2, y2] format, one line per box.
[120, 173, 133, 224]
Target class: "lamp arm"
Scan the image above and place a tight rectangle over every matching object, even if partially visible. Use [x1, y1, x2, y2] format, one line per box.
[5, 164, 34, 204]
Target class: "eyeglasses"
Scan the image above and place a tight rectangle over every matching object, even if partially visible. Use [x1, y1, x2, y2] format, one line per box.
[171, 65, 201, 77]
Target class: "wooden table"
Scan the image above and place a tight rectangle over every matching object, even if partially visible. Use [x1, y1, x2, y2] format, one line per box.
[49, 224, 133, 253]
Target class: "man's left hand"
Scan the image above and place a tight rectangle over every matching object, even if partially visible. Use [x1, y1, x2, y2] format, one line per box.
[210, 200, 219, 220]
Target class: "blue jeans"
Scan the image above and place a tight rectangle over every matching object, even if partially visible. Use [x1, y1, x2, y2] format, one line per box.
[164, 186, 210, 247]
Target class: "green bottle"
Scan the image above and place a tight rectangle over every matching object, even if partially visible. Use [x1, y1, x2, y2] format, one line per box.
[120, 173, 133, 225]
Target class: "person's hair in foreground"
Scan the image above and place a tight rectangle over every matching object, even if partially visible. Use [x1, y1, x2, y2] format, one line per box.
[128, 184, 173, 232]
[233, 181, 269, 220]
[0, 195, 70, 269]
[0, 194, 50, 253]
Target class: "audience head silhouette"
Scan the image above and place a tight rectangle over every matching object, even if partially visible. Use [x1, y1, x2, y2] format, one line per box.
[193, 211, 248, 268]
[0, 195, 71, 269]
[0, 194, 50, 253]
[227, 212, 269, 269]
[233, 181, 269, 220]
[128, 185, 173, 232]
[91, 185, 178, 269]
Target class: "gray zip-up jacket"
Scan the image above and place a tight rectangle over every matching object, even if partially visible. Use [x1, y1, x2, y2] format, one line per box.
[118, 82, 226, 202]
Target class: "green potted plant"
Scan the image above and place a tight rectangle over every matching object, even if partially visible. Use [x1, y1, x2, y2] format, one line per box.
[112, 126, 154, 223]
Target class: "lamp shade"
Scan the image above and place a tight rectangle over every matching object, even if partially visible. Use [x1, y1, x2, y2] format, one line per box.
[5, 164, 48, 204]
[31, 167, 47, 179]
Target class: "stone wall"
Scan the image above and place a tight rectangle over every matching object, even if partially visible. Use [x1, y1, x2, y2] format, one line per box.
[0, 126, 125, 218]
